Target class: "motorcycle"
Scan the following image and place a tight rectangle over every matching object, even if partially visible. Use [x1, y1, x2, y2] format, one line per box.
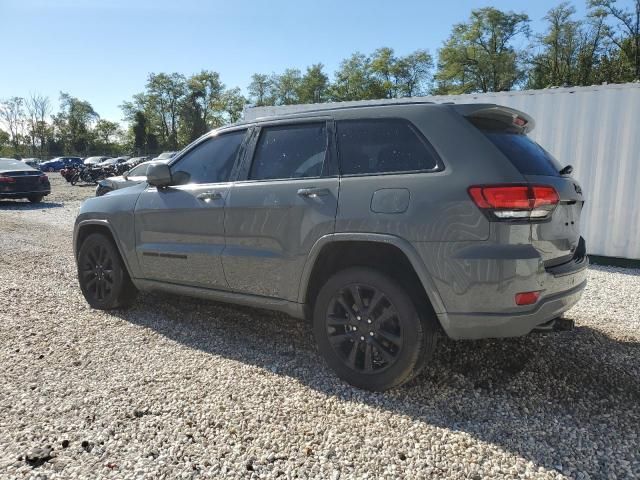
[71, 165, 107, 185]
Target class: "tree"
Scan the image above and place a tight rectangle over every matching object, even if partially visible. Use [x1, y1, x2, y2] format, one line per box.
[435, 8, 530, 94]
[528, 3, 582, 88]
[56, 92, 99, 154]
[370, 47, 398, 98]
[274, 68, 302, 105]
[0, 97, 26, 153]
[329, 52, 385, 101]
[147, 73, 187, 149]
[589, 0, 640, 80]
[297, 63, 330, 103]
[248, 73, 276, 106]
[220, 87, 246, 123]
[132, 111, 147, 154]
[393, 50, 434, 96]
[25, 94, 51, 157]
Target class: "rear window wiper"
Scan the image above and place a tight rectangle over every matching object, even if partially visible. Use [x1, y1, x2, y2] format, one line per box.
[559, 165, 573, 175]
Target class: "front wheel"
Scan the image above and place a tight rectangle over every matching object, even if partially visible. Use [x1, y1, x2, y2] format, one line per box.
[77, 233, 138, 309]
[313, 267, 436, 391]
[27, 195, 43, 203]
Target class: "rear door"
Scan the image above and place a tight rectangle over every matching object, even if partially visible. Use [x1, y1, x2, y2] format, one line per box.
[133, 130, 247, 289]
[222, 119, 339, 301]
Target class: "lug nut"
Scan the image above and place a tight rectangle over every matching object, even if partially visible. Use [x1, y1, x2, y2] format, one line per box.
[367, 319, 372, 324]
[369, 331, 374, 336]
[360, 336, 365, 341]
[356, 316, 361, 321]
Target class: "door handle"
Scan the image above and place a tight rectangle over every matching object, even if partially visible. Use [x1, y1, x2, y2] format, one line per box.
[196, 191, 223, 202]
[297, 187, 330, 198]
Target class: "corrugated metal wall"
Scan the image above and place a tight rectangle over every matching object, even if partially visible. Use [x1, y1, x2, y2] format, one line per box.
[243, 83, 640, 260]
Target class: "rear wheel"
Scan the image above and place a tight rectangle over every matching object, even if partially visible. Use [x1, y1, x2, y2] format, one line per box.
[313, 267, 436, 391]
[77, 233, 138, 309]
[27, 195, 43, 203]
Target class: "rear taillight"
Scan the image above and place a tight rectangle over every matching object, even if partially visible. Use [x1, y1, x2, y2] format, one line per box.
[39, 174, 48, 183]
[0, 175, 16, 184]
[468, 185, 559, 221]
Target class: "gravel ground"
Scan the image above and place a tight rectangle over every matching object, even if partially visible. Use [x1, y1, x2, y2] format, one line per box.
[0, 176, 639, 479]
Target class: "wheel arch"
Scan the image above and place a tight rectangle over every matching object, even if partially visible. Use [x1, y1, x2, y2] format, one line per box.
[299, 233, 446, 317]
[74, 220, 134, 277]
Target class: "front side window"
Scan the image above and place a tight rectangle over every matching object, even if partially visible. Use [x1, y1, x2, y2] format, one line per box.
[337, 118, 439, 175]
[249, 123, 327, 180]
[171, 131, 245, 184]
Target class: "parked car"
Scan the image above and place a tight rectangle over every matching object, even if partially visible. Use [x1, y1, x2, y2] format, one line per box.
[40, 156, 83, 172]
[150, 151, 176, 161]
[0, 158, 51, 203]
[73, 102, 587, 391]
[83, 156, 110, 166]
[95, 160, 169, 196]
[122, 156, 149, 169]
[22, 158, 42, 169]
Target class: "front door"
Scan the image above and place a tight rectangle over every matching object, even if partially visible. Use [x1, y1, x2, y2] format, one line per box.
[223, 120, 339, 301]
[134, 130, 247, 289]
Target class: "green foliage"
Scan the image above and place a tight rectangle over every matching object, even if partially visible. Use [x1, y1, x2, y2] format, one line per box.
[297, 64, 330, 103]
[435, 8, 531, 94]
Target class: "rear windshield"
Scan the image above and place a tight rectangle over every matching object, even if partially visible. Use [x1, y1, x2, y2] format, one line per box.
[482, 131, 562, 177]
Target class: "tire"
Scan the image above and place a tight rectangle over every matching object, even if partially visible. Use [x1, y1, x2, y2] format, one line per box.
[70, 174, 79, 186]
[27, 195, 43, 203]
[313, 267, 437, 391]
[77, 233, 138, 309]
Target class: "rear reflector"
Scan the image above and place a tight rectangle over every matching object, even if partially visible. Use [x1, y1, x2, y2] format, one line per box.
[515, 291, 541, 306]
[468, 185, 559, 221]
[0, 175, 16, 183]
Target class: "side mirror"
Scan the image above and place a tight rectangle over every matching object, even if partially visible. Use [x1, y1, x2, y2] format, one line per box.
[122, 171, 129, 180]
[146, 162, 172, 188]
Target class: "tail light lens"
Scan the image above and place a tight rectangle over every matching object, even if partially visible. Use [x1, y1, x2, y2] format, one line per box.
[39, 174, 49, 183]
[468, 185, 559, 221]
[0, 175, 16, 184]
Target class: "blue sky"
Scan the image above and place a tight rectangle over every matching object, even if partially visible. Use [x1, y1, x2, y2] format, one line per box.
[0, 0, 611, 122]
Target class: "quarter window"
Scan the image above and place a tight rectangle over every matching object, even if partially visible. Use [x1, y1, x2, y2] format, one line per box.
[171, 131, 245, 184]
[337, 119, 439, 175]
[249, 123, 327, 180]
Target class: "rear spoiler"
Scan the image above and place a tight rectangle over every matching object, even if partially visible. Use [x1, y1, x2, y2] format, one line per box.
[451, 104, 535, 134]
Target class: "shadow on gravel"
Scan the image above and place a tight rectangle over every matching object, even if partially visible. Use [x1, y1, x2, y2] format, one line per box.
[0, 200, 64, 209]
[112, 294, 640, 477]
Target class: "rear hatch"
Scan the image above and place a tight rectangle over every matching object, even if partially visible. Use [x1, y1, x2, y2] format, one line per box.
[466, 106, 585, 267]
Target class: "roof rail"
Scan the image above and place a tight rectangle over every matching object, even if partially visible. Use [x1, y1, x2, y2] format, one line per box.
[256, 99, 438, 119]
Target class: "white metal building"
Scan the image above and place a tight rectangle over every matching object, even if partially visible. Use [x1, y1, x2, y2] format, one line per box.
[243, 83, 640, 260]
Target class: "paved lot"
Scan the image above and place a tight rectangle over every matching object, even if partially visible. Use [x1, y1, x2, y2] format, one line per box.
[0, 176, 639, 479]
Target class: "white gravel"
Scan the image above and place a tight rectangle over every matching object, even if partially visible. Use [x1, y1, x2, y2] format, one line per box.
[0, 176, 639, 479]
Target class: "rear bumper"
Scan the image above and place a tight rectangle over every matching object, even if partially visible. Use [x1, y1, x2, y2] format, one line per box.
[437, 278, 586, 339]
[0, 187, 50, 199]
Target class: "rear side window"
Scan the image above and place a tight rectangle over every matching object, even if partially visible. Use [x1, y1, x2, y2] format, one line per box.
[249, 123, 327, 180]
[337, 119, 439, 175]
[481, 132, 562, 177]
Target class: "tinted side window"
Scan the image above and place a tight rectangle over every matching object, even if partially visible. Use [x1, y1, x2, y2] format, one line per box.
[481, 132, 561, 177]
[172, 131, 245, 184]
[337, 119, 439, 175]
[249, 123, 327, 180]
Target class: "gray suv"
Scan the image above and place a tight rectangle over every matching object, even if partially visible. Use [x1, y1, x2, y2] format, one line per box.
[74, 102, 587, 391]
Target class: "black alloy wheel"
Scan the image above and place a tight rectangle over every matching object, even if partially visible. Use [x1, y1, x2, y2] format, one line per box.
[326, 283, 402, 373]
[313, 267, 436, 391]
[77, 233, 138, 309]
